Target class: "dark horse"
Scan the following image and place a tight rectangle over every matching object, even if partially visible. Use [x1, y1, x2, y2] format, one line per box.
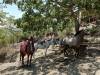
[60, 29, 88, 57]
[20, 36, 35, 66]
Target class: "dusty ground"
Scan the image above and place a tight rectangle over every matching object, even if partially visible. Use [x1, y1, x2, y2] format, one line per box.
[0, 44, 100, 75]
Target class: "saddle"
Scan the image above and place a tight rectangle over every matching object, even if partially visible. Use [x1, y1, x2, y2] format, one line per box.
[64, 37, 77, 45]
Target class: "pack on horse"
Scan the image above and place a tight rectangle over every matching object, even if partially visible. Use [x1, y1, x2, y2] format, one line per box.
[60, 29, 87, 57]
[20, 36, 35, 66]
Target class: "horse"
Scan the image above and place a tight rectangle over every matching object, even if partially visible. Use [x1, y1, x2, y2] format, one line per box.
[20, 36, 35, 66]
[34, 33, 58, 56]
[60, 29, 87, 57]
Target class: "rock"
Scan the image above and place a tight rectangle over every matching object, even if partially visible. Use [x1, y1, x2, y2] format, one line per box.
[48, 70, 60, 75]
[80, 73, 87, 75]
[95, 57, 100, 63]
[95, 70, 100, 75]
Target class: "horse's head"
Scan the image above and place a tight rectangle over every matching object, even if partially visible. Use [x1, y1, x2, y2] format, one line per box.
[74, 29, 87, 37]
[75, 29, 88, 43]
[20, 37, 28, 42]
[28, 36, 33, 40]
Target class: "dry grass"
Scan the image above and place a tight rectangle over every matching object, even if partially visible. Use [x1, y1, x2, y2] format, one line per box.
[0, 46, 17, 63]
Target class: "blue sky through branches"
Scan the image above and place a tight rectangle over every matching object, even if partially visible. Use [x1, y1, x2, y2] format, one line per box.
[0, 0, 23, 19]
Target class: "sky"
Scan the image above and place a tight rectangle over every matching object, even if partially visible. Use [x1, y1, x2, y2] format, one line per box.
[3, 4, 23, 19]
[0, 0, 46, 19]
[0, 0, 23, 19]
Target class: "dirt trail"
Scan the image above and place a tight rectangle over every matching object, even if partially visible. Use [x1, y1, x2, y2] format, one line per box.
[0, 45, 100, 75]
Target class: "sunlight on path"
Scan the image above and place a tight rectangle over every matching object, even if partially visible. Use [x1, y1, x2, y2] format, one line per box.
[0, 44, 100, 75]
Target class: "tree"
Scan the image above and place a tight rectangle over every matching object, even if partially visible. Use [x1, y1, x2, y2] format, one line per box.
[7, 16, 15, 25]
[0, 10, 7, 24]
[3, 0, 100, 35]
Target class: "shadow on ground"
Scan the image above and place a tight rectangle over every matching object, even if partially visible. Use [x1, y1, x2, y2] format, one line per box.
[23, 47, 100, 75]
[1, 47, 100, 75]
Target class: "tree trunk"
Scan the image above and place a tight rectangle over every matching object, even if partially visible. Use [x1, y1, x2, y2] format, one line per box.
[75, 19, 80, 33]
[75, 11, 82, 33]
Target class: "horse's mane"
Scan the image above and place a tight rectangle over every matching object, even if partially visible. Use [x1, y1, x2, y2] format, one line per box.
[74, 30, 84, 36]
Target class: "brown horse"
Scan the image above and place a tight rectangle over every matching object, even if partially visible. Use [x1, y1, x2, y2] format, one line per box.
[20, 37, 35, 66]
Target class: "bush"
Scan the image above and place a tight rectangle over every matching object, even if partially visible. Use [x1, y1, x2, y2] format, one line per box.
[87, 26, 100, 36]
[0, 29, 22, 48]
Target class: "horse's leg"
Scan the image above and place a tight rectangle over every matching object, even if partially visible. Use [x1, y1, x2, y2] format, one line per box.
[29, 54, 33, 66]
[45, 47, 48, 56]
[75, 47, 80, 58]
[20, 53, 22, 61]
[27, 54, 29, 66]
[45, 42, 49, 56]
[22, 55, 24, 66]
[63, 45, 69, 57]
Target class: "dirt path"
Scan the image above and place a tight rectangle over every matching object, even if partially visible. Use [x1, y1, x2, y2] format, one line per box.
[0, 45, 100, 75]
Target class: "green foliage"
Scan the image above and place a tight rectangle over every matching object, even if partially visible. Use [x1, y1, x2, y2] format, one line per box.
[0, 28, 22, 48]
[0, 10, 7, 24]
[0, 10, 23, 48]
[4, 0, 99, 36]
[86, 26, 100, 36]
[0, 29, 10, 47]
